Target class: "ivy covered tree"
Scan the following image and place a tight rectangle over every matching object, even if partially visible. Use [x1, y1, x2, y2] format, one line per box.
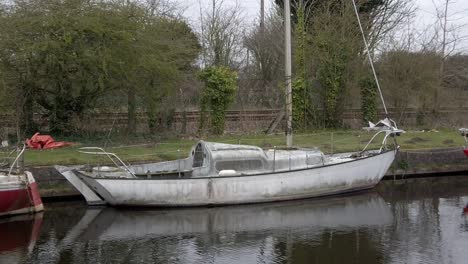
[360, 76, 378, 125]
[198, 66, 238, 135]
[273, 0, 414, 128]
[292, 2, 308, 130]
[0, 0, 200, 136]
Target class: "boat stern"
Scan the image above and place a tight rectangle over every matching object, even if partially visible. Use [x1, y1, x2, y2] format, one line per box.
[25, 171, 44, 213]
[54, 166, 106, 205]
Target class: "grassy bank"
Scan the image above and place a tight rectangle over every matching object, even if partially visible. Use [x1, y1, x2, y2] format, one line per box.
[2, 129, 465, 166]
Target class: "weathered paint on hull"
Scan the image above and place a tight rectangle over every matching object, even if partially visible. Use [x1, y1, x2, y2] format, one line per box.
[0, 173, 44, 217]
[78, 151, 396, 207]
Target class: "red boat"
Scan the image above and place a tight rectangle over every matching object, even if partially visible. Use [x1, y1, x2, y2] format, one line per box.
[0, 171, 44, 217]
[460, 129, 468, 157]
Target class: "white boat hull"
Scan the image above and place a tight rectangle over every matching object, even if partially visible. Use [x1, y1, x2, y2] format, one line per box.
[55, 166, 106, 205]
[73, 150, 396, 207]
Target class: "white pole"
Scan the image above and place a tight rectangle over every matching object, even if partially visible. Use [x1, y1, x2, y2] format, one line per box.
[285, 0, 293, 148]
[260, 0, 265, 32]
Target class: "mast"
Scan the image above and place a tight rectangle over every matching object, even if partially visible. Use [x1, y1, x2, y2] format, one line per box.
[351, 0, 388, 117]
[284, 0, 293, 148]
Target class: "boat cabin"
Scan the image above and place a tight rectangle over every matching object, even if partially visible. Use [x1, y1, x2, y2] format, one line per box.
[118, 141, 326, 178]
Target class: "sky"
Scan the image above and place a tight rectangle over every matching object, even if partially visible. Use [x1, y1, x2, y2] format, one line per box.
[178, 0, 273, 28]
[178, 0, 468, 53]
[414, 0, 468, 52]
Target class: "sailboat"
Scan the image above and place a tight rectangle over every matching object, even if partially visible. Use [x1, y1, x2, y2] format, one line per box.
[55, 0, 403, 207]
[0, 145, 44, 216]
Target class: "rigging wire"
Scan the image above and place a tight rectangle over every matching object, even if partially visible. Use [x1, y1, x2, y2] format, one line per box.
[351, 0, 389, 117]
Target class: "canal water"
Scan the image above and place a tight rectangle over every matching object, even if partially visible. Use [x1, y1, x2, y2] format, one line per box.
[1, 176, 468, 264]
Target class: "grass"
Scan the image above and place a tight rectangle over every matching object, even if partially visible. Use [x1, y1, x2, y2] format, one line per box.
[1, 129, 466, 166]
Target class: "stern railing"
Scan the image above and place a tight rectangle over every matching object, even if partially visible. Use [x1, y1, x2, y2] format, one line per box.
[78, 147, 136, 178]
[361, 118, 404, 154]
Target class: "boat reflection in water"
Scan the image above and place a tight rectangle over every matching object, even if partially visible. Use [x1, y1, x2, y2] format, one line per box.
[0, 213, 43, 263]
[79, 193, 391, 240]
[51, 192, 392, 263]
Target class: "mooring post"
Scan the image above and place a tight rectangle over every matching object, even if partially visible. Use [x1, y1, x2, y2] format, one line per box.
[177, 149, 181, 178]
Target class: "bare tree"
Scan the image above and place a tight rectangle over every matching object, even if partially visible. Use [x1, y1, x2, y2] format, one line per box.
[375, 0, 468, 126]
[140, 0, 184, 18]
[244, 9, 284, 108]
[198, 0, 245, 68]
[367, 0, 416, 52]
[428, 0, 468, 108]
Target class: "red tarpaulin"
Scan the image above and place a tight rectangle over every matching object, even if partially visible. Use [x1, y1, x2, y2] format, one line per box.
[26, 133, 72, 150]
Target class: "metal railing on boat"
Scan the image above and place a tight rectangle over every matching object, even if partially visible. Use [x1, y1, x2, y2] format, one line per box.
[78, 147, 136, 178]
[7, 144, 26, 178]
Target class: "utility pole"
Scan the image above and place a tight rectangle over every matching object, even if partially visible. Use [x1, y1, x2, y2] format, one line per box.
[198, 0, 207, 68]
[260, 0, 265, 33]
[284, 0, 293, 148]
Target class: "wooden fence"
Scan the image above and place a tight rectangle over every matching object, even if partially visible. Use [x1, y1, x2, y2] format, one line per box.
[1, 107, 467, 135]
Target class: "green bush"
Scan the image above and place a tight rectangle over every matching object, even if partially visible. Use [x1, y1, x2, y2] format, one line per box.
[360, 76, 378, 125]
[198, 66, 238, 135]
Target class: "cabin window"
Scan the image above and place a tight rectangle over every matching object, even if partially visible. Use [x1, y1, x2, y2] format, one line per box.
[193, 144, 204, 168]
[306, 154, 324, 165]
[215, 160, 263, 172]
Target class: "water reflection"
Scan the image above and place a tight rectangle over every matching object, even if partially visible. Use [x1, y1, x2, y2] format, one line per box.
[3, 177, 468, 264]
[29, 193, 393, 264]
[80, 193, 391, 241]
[0, 213, 43, 263]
